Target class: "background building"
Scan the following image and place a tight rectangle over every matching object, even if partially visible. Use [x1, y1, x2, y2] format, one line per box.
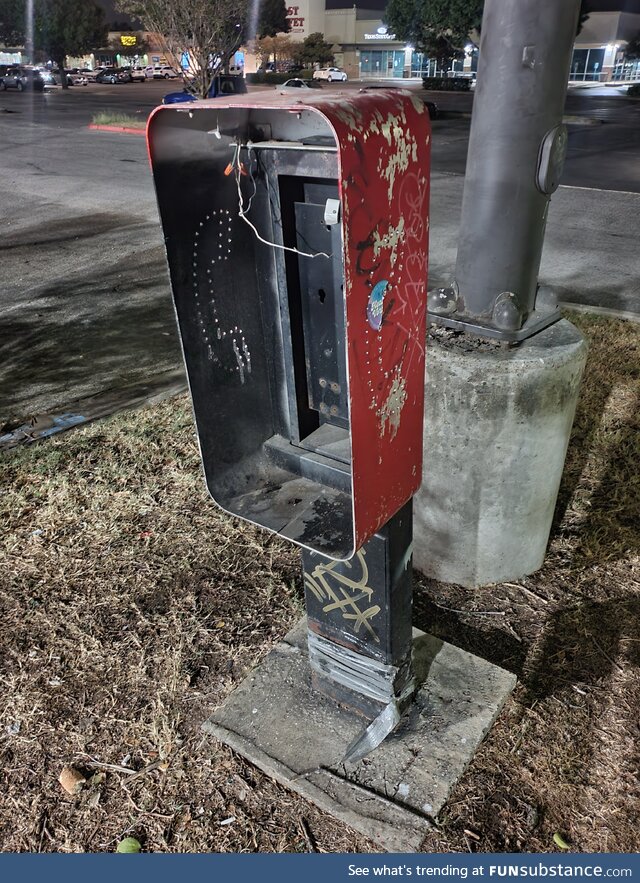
[571, 9, 640, 80]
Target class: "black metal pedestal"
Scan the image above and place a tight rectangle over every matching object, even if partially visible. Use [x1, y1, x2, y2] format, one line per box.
[302, 501, 414, 721]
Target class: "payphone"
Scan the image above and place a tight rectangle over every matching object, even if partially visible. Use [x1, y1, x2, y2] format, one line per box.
[147, 89, 430, 749]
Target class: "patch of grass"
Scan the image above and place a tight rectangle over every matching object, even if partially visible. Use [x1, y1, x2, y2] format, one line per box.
[0, 312, 638, 853]
[92, 111, 145, 128]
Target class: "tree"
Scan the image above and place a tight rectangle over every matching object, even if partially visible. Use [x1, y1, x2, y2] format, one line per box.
[257, 0, 289, 39]
[116, 0, 249, 97]
[576, 0, 589, 37]
[0, 0, 26, 46]
[34, 0, 107, 87]
[0, 0, 106, 69]
[292, 31, 334, 67]
[624, 32, 640, 59]
[384, 0, 482, 73]
[254, 34, 293, 71]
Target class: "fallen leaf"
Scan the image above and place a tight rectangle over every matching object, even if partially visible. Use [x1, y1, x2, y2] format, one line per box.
[116, 837, 141, 853]
[59, 766, 86, 795]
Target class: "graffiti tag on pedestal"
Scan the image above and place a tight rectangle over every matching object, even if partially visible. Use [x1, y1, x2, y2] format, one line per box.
[304, 550, 381, 642]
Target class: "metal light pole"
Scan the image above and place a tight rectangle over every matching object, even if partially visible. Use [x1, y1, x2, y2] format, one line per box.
[428, 0, 582, 341]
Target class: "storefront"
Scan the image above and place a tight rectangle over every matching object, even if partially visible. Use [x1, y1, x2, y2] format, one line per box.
[359, 47, 406, 78]
[325, 9, 478, 80]
[569, 11, 640, 81]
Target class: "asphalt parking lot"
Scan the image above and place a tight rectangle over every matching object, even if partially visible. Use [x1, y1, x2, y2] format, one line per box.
[1, 78, 638, 425]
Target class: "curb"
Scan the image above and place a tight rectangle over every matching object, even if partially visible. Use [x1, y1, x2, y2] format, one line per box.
[561, 302, 640, 323]
[425, 111, 604, 125]
[563, 114, 604, 126]
[88, 123, 146, 135]
[1, 369, 187, 452]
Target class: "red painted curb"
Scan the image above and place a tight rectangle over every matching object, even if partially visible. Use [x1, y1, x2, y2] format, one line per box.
[89, 123, 146, 135]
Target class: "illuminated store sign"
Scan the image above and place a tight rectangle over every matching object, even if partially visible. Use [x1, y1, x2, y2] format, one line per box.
[286, 5, 305, 31]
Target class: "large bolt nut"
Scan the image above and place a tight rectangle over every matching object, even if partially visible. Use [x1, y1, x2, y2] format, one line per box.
[427, 285, 458, 317]
[492, 291, 524, 331]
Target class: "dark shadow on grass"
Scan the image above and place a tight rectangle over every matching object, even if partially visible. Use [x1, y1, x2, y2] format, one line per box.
[0, 244, 181, 418]
[551, 314, 639, 563]
[412, 577, 528, 676]
[453, 594, 640, 851]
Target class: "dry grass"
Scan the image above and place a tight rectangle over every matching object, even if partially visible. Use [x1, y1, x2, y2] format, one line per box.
[91, 111, 146, 128]
[0, 311, 638, 853]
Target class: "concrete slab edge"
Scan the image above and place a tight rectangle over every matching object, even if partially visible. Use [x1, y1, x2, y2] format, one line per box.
[203, 718, 432, 852]
[560, 301, 640, 323]
[1, 369, 187, 452]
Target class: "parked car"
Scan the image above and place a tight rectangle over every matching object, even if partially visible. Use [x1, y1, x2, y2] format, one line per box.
[162, 74, 247, 104]
[276, 78, 323, 93]
[38, 68, 88, 86]
[66, 70, 89, 86]
[95, 68, 131, 84]
[145, 64, 179, 79]
[0, 66, 45, 92]
[122, 65, 146, 82]
[312, 67, 347, 82]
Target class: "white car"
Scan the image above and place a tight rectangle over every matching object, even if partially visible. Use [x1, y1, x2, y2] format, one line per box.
[276, 78, 323, 93]
[312, 67, 347, 82]
[145, 65, 179, 79]
[124, 65, 146, 82]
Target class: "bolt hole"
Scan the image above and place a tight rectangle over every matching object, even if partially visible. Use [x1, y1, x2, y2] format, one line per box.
[318, 288, 327, 304]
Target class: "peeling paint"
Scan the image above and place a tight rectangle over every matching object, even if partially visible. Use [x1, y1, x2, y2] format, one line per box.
[376, 113, 419, 201]
[379, 367, 408, 439]
[373, 217, 405, 267]
[409, 94, 427, 115]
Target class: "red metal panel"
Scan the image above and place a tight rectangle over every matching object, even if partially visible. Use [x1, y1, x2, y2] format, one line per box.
[318, 91, 430, 549]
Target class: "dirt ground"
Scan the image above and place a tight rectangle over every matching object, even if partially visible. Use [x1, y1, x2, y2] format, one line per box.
[1, 312, 638, 854]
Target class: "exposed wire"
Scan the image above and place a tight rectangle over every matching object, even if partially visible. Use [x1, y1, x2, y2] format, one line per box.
[232, 143, 332, 260]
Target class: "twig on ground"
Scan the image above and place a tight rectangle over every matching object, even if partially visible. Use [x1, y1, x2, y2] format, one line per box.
[433, 602, 506, 616]
[589, 633, 624, 673]
[299, 816, 319, 853]
[502, 583, 550, 605]
[79, 755, 137, 776]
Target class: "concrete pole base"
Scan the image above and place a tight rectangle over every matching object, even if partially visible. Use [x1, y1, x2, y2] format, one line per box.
[413, 319, 588, 588]
[203, 618, 516, 852]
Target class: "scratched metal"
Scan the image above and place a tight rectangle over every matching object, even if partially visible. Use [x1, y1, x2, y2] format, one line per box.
[312, 92, 431, 549]
[303, 500, 413, 673]
[147, 91, 430, 557]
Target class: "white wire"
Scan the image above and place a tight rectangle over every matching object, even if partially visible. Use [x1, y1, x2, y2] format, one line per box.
[234, 146, 332, 260]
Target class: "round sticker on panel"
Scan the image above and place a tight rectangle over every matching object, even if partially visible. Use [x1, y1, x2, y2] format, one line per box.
[367, 279, 389, 331]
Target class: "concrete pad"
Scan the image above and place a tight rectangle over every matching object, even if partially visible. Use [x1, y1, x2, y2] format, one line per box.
[203, 618, 516, 853]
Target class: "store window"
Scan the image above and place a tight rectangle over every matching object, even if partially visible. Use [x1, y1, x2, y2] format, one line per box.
[360, 49, 404, 78]
[570, 47, 605, 81]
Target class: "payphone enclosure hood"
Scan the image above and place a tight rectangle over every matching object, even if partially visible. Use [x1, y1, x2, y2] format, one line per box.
[147, 89, 430, 560]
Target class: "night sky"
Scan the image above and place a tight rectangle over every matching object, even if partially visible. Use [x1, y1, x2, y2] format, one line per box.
[97, 0, 640, 28]
[324, 0, 640, 13]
